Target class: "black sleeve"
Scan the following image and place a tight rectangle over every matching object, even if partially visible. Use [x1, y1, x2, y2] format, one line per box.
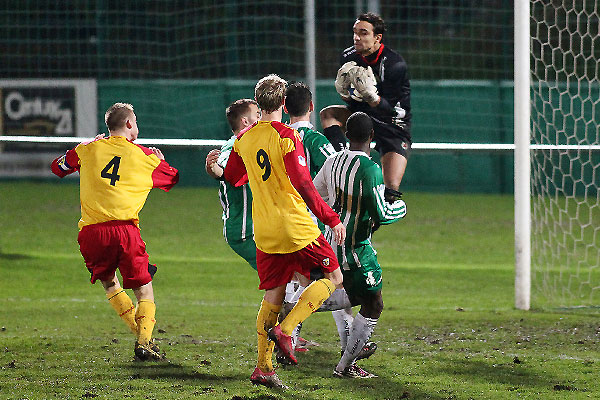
[376, 59, 407, 116]
[374, 96, 396, 115]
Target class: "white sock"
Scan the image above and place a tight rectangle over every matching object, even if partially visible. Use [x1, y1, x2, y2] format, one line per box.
[284, 281, 305, 349]
[336, 313, 378, 372]
[284, 281, 299, 303]
[319, 288, 352, 311]
[331, 307, 353, 351]
[291, 322, 302, 349]
[289, 284, 305, 304]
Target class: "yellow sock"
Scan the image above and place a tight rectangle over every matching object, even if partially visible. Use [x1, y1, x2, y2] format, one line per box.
[280, 278, 335, 335]
[106, 289, 137, 335]
[256, 299, 281, 372]
[135, 299, 156, 345]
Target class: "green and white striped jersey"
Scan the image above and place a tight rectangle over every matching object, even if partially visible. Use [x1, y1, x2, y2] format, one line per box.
[313, 149, 407, 264]
[291, 121, 336, 179]
[290, 121, 336, 232]
[217, 136, 253, 243]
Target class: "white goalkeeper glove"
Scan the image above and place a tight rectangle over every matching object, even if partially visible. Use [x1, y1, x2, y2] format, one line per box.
[392, 103, 407, 129]
[349, 66, 379, 104]
[335, 61, 358, 100]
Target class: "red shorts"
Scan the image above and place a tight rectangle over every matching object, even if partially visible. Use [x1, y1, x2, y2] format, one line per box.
[77, 220, 151, 289]
[256, 234, 339, 290]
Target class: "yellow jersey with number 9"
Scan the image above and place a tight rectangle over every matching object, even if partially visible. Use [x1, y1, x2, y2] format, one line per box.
[227, 121, 323, 253]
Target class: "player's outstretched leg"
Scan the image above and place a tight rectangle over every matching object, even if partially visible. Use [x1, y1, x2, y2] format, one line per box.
[274, 278, 336, 364]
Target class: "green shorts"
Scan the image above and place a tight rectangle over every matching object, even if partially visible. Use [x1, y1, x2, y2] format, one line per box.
[227, 237, 257, 270]
[342, 244, 382, 297]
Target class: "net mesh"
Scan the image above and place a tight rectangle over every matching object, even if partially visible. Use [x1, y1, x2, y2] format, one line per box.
[530, 0, 600, 308]
[0, 1, 514, 189]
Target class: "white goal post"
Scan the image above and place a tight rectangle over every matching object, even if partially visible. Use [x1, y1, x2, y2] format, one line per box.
[514, 0, 531, 311]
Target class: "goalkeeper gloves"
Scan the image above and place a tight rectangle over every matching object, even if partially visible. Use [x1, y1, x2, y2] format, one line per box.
[335, 61, 358, 100]
[392, 103, 408, 129]
[384, 187, 403, 204]
[349, 66, 379, 104]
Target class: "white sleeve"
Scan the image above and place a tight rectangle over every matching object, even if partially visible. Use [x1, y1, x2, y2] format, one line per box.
[313, 163, 329, 203]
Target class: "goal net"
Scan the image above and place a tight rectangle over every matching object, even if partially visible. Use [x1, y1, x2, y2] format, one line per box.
[530, 1, 600, 308]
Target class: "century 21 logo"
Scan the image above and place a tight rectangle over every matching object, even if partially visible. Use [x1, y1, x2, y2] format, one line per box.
[4, 90, 73, 135]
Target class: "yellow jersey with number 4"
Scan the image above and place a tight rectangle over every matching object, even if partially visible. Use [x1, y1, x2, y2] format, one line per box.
[51, 135, 179, 230]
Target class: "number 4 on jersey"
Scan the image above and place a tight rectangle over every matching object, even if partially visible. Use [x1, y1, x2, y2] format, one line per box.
[101, 156, 121, 186]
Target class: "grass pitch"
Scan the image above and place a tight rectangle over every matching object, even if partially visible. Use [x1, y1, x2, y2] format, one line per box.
[1, 182, 598, 400]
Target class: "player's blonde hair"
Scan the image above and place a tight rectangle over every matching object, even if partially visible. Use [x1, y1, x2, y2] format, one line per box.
[105, 102, 134, 132]
[254, 74, 287, 113]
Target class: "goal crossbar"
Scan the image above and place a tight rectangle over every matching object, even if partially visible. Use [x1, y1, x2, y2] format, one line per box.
[2, 136, 600, 151]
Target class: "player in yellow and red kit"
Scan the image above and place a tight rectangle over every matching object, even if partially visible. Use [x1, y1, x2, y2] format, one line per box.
[51, 102, 179, 361]
[223, 74, 346, 389]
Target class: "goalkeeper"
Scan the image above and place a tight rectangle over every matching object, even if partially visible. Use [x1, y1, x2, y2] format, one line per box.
[320, 12, 411, 204]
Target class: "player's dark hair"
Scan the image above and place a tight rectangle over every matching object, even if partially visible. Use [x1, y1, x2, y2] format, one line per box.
[346, 112, 373, 143]
[226, 98, 257, 132]
[105, 102, 134, 132]
[357, 12, 386, 36]
[284, 82, 312, 117]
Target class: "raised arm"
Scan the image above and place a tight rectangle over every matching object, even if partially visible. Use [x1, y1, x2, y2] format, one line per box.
[51, 147, 80, 178]
[151, 158, 179, 191]
[363, 165, 407, 225]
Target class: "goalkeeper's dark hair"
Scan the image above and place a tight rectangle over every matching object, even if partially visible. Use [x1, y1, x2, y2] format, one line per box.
[357, 12, 386, 36]
[284, 82, 312, 117]
[346, 112, 373, 144]
[226, 98, 258, 132]
[105, 102, 134, 132]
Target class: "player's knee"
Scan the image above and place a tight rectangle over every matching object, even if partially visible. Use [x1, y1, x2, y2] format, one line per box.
[100, 275, 119, 292]
[328, 271, 344, 289]
[133, 281, 154, 302]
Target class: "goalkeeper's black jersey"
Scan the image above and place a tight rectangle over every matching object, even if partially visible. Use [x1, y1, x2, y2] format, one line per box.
[340, 44, 411, 139]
